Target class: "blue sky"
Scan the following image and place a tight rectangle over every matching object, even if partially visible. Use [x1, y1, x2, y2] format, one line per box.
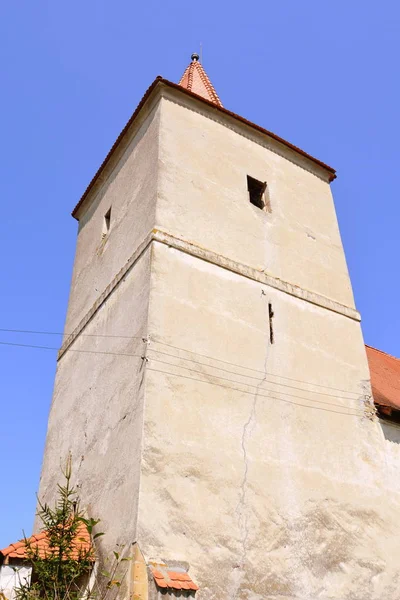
[1, 0, 399, 547]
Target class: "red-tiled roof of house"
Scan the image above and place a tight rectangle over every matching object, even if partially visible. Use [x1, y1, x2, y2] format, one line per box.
[179, 53, 223, 107]
[0, 522, 93, 563]
[366, 344, 400, 411]
[151, 567, 199, 592]
[71, 70, 336, 219]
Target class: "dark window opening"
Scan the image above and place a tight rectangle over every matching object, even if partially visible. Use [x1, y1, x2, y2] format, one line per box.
[268, 303, 274, 344]
[102, 207, 111, 238]
[247, 176, 267, 210]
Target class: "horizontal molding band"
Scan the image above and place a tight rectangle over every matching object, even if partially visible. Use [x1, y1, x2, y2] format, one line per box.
[153, 229, 361, 322]
[58, 228, 360, 360]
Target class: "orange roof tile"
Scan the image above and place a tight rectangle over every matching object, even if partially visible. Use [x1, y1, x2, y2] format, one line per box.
[0, 522, 93, 562]
[151, 567, 199, 592]
[179, 53, 223, 107]
[366, 344, 400, 411]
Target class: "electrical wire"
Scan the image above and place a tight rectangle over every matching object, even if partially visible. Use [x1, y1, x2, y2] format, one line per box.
[146, 366, 365, 418]
[0, 340, 144, 359]
[0, 338, 368, 416]
[148, 348, 360, 401]
[147, 354, 363, 410]
[0, 327, 144, 340]
[151, 337, 362, 396]
[0, 339, 368, 409]
[0, 327, 362, 397]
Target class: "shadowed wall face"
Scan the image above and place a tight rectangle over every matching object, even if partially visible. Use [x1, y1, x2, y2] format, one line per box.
[65, 103, 161, 335]
[36, 99, 161, 551]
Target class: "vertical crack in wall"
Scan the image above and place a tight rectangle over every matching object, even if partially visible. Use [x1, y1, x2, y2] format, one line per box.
[233, 296, 270, 599]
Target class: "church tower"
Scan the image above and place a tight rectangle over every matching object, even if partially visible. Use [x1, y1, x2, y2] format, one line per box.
[37, 56, 400, 599]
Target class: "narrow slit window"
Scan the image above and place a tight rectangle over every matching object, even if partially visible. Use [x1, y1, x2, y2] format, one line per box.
[268, 303, 274, 344]
[102, 208, 112, 238]
[247, 176, 267, 210]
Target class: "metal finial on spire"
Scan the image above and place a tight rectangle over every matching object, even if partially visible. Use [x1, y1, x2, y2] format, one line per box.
[191, 52, 199, 62]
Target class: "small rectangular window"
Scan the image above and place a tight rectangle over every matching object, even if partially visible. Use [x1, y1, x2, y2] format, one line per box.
[247, 176, 268, 211]
[102, 208, 111, 238]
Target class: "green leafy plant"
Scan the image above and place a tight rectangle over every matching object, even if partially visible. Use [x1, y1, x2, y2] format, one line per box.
[14, 455, 131, 600]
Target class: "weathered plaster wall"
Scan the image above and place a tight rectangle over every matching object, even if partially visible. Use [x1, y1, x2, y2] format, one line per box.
[36, 248, 151, 554]
[137, 243, 400, 600]
[37, 91, 162, 555]
[36, 85, 400, 600]
[64, 100, 160, 335]
[156, 91, 354, 309]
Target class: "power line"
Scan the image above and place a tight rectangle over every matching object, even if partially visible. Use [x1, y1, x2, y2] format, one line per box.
[0, 341, 144, 359]
[151, 337, 361, 395]
[0, 327, 362, 396]
[0, 338, 369, 416]
[0, 328, 144, 340]
[0, 338, 368, 406]
[146, 367, 365, 418]
[148, 356, 364, 411]
[148, 348, 360, 402]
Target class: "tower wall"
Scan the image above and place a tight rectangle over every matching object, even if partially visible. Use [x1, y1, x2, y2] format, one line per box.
[140, 242, 400, 599]
[134, 93, 400, 598]
[37, 249, 151, 550]
[36, 99, 161, 551]
[36, 83, 400, 600]
[65, 100, 161, 334]
[156, 90, 355, 308]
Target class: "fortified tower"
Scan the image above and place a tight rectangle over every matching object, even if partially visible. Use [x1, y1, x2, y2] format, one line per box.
[38, 56, 400, 599]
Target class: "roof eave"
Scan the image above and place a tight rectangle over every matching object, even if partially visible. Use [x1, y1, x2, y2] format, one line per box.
[72, 77, 336, 220]
[72, 76, 164, 220]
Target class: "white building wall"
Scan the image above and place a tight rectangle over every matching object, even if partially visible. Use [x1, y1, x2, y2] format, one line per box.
[0, 565, 31, 600]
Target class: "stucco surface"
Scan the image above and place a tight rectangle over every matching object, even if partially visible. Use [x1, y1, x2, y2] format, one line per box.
[64, 101, 160, 335]
[36, 248, 151, 553]
[36, 86, 400, 600]
[137, 244, 400, 599]
[157, 93, 354, 309]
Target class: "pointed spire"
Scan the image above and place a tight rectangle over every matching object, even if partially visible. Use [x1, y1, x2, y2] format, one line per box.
[178, 53, 223, 107]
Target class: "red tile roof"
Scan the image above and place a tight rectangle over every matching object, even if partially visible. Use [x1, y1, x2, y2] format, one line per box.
[179, 54, 223, 107]
[0, 523, 93, 562]
[71, 75, 336, 219]
[151, 567, 199, 592]
[366, 344, 400, 411]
